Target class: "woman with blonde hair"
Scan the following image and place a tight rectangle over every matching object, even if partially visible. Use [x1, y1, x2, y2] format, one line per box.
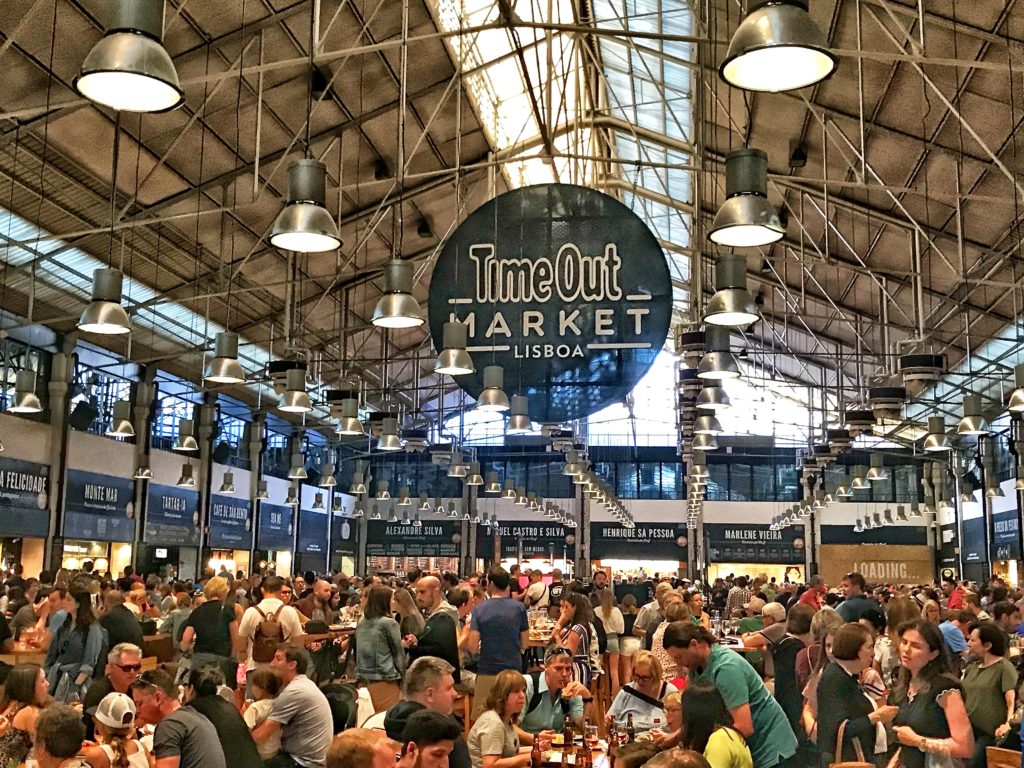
[619, 593, 641, 684]
[651, 600, 692, 683]
[392, 586, 425, 638]
[921, 599, 942, 625]
[467, 669, 531, 768]
[179, 575, 238, 685]
[606, 651, 677, 732]
[598, 588, 625, 697]
[83, 692, 150, 768]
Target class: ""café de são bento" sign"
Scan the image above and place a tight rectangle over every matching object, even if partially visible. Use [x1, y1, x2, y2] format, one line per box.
[428, 184, 673, 422]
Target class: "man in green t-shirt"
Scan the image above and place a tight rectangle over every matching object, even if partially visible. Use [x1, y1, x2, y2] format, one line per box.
[662, 622, 797, 768]
[735, 597, 766, 674]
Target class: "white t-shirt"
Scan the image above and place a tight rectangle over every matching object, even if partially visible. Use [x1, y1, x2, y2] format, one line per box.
[524, 581, 549, 608]
[238, 597, 304, 670]
[598, 606, 625, 634]
[244, 698, 282, 759]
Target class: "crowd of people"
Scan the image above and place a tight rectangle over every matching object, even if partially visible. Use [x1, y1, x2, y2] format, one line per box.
[0, 561, 1017, 768]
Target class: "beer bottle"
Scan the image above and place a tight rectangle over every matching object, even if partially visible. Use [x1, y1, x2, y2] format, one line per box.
[531, 739, 543, 768]
[577, 745, 591, 768]
[563, 714, 574, 746]
[625, 713, 636, 742]
[560, 744, 572, 768]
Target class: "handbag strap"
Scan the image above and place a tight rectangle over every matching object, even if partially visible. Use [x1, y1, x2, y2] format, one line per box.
[835, 719, 867, 763]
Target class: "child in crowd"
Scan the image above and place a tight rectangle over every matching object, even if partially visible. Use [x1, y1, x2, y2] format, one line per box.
[242, 667, 283, 760]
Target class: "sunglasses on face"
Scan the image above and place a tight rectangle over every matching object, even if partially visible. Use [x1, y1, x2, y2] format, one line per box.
[116, 663, 142, 673]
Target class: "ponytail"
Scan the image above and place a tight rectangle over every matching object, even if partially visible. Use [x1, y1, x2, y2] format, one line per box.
[107, 732, 130, 768]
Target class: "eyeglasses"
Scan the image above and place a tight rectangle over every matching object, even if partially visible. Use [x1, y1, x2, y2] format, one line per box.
[116, 663, 142, 673]
[633, 673, 655, 683]
[543, 647, 572, 663]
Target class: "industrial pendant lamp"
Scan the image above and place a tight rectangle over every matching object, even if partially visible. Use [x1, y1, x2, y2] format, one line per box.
[434, 321, 475, 375]
[690, 451, 710, 479]
[313, 492, 325, 510]
[7, 370, 41, 414]
[73, 0, 184, 113]
[465, 462, 484, 486]
[350, 472, 367, 495]
[418, 493, 431, 512]
[172, 418, 198, 452]
[255, 480, 270, 500]
[105, 399, 134, 437]
[850, 466, 868, 489]
[709, 151, 784, 247]
[1008, 364, 1024, 412]
[336, 398, 364, 436]
[376, 481, 391, 501]
[506, 395, 533, 434]
[176, 462, 196, 488]
[693, 409, 723, 436]
[502, 480, 517, 499]
[285, 485, 299, 506]
[698, 327, 741, 379]
[401, 506, 413, 526]
[447, 501, 460, 519]
[351, 502, 365, 518]
[865, 454, 888, 482]
[396, 487, 412, 506]
[218, 471, 235, 495]
[376, 417, 403, 451]
[476, 365, 510, 411]
[515, 487, 528, 506]
[691, 433, 719, 451]
[705, 252, 761, 326]
[372, 260, 424, 328]
[79, 268, 132, 335]
[269, 160, 341, 252]
[923, 416, 953, 452]
[133, 457, 153, 481]
[720, 0, 837, 92]
[204, 332, 246, 385]
[320, 464, 337, 488]
[957, 394, 990, 436]
[448, 450, 467, 478]
[287, 454, 307, 480]
[278, 368, 312, 413]
[696, 380, 730, 410]
[484, 472, 502, 494]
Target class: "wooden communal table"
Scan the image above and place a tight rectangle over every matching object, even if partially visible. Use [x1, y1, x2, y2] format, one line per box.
[527, 631, 554, 648]
[143, 634, 176, 663]
[0, 642, 46, 666]
[541, 744, 609, 766]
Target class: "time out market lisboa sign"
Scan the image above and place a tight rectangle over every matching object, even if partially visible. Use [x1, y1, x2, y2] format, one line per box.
[428, 184, 673, 422]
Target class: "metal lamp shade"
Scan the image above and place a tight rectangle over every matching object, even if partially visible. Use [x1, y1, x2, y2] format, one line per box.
[447, 502, 460, 519]
[835, 484, 852, 497]
[693, 413, 723, 435]
[506, 395, 533, 433]
[850, 475, 869, 490]
[73, 0, 184, 113]
[696, 382, 730, 410]
[866, 454, 888, 482]
[986, 485, 1006, 498]
[176, 463, 195, 488]
[269, 160, 341, 252]
[279, 368, 312, 413]
[698, 328, 742, 379]
[133, 458, 153, 480]
[320, 465, 337, 487]
[78, 268, 132, 335]
[705, 287, 760, 327]
[287, 462, 307, 481]
[336, 398, 364, 436]
[173, 418, 198, 452]
[691, 433, 718, 451]
[503, 480, 517, 499]
[204, 332, 246, 384]
[376, 417, 403, 451]
[313, 493, 325, 510]
[957, 394, 990, 435]
[515, 487, 528, 506]
[448, 450, 468, 478]
[8, 370, 41, 414]
[484, 472, 502, 494]
[476, 365, 510, 411]
[285, 485, 299, 505]
[434, 321, 475, 375]
[1009, 364, 1024, 413]
[709, 152, 784, 247]
[720, 0, 837, 92]
[104, 399, 135, 437]
[923, 416, 952, 452]
[372, 260, 424, 328]
[376, 481, 390, 501]
[219, 471, 235, 494]
[465, 462, 484, 486]
[255, 480, 270, 500]
[349, 473, 367, 495]
[352, 503, 365, 518]
[397, 487, 412, 506]
[418, 493, 431, 512]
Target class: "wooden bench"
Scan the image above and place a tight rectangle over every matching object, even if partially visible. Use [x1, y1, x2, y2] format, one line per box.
[987, 746, 1021, 768]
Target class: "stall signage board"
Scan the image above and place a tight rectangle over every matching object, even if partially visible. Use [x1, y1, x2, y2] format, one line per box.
[0, 456, 49, 537]
[298, 508, 329, 555]
[208, 495, 252, 550]
[475, 522, 574, 559]
[961, 516, 986, 564]
[818, 544, 934, 585]
[428, 184, 673, 423]
[589, 523, 688, 560]
[64, 470, 135, 542]
[331, 510, 356, 555]
[144, 483, 200, 547]
[704, 523, 805, 564]
[257, 503, 294, 551]
[820, 525, 928, 546]
[365, 520, 460, 558]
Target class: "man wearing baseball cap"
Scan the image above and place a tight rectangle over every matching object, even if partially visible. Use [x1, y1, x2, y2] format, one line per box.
[740, 601, 788, 677]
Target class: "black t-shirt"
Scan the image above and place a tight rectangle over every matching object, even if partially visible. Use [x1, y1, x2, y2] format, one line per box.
[100, 604, 144, 650]
[0, 614, 12, 649]
[509, 575, 524, 595]
[186, 696, 261, 768]
[82, 676, 115, 741]
[183, 601, 234, 657]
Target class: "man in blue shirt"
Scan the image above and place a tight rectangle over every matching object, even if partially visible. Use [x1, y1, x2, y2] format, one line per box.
[517, 647, 587, 739]
[938, 611, 972, 659]
[466, 566, 528, 718]
[836, 572, 877, 622]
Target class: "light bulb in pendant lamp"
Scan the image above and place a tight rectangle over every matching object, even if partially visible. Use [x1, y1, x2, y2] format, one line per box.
[705, 252, 761, 327]
[255, 480, 270, 501]
[320, 464, 337, 488]
[1008, 364, 1024, 413]
[720, 0, 837, 93]
[372, 260, 424, 328]
[133, 456, 153, 481]
[278, 367, 312, 414]
[465, 462, 484, 486]
[709, 151, 784, 248]
[176, 462, 196, 488]
[336, 398, 364, 436]
[78, 268, 132, 335]
[8, 370, 42, 414]
[697, 327, 741, 380]
[269, 159, 341, 253]
[287, 454, 307, 480]
[172, 418, 198, 452]
[484, 472, 502, 494]
[376, 417, 403, 451]
[349, 473, 367, 495]
[476, 365, 510, 411]
[506, 394, 534, 434]
[957, 394, 990, 436]
[204, 331, 246, 385]
[865, 453, 888, 482]
[105, 399, 134, 437]
[218, 471, 235, 495]
[434, 320, 475, 376]
[923, 416, 952, 452]
[73, 0, 184, 113]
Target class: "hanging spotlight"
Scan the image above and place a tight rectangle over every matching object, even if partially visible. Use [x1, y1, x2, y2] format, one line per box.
[350, 472, 367, 495]
[1008, 364, 1024, 413]
[320, 464, 337, 488]
[506, 395, 534, 434]
[78, 268, 132, 335]
[958, 394, 990, 436]
[697, 327, 741, 379]
[418, 493, 431, 512]
[285, 485, 299, 506]
[986, 485, 1006, 499]
[447, 501, 460, 519]
[693, 410, 724, 436]
[484, 472, 502, 494]
[923, 416, 953, 452]
[502, 480, 518, 499]
[218, 471, 235, 495]
[336, 398, 364, 436]
[690, 451, 710, 478]
[133, 457, 153, 481]
[387, 509, 398, 523]
[719, 0, 837, 93]
[372, 260, 425, 328]
[172, 418, 198, 452]
[465, 462, 484, 486]
[396, 487, 412, 506]
[412, 512, 423, 528]
[476, 365, 510, 411]
[835, 483, 852, 498]
[73, 0, 184, 113]
[865, 454, 888, 482]
[352, 501, 365, 518]
[204, 332, 247, 385]
[369, 505, 381, 520]
[312, 492, 325, 510]
[696, 381, 730, 410]
[435, 497, 446, 515]
[287, 454, 307, 480]
[514, 487, 528, 506]
[105, 399, 134, 438]
[402, 507, 413, 526]
[908, 500, 922, 519]
[448, 450, 467, 478]
[376, 417, 403, 451]
[434, 321, 475, 376]
[375, 481, 391, 501]
[255, 480, 270, 501]
[269, 159, 341, 252]
[709, 152, 784, 248]
[704, 252, 761, 326]
[278, 368, 312, 414]
[176, 463, 196, 489]
[850, 466, 868, 489]
[8, 370, 42, 414]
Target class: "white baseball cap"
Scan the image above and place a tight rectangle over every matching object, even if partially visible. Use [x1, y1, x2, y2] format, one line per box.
[94, 692, 136, 729]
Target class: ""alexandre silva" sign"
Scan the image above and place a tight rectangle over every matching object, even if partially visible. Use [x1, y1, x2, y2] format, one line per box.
[428, 184, 673, 423]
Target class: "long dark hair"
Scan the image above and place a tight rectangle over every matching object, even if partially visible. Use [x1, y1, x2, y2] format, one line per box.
[679, 680, 736, 752]
[891, 619, 955, 703]
[363, 585, 393, 619]
[1, 664, 44, 708]
[562, 592, 594, 625]
[67, 590, 96, 633]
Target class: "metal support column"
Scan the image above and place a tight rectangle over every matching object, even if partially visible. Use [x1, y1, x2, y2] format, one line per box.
[44, 347, 72, 572]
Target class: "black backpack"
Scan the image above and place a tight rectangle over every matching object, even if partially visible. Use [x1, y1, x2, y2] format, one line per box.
[321, 682, 359, 733]
[526, 671, 571, 717]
